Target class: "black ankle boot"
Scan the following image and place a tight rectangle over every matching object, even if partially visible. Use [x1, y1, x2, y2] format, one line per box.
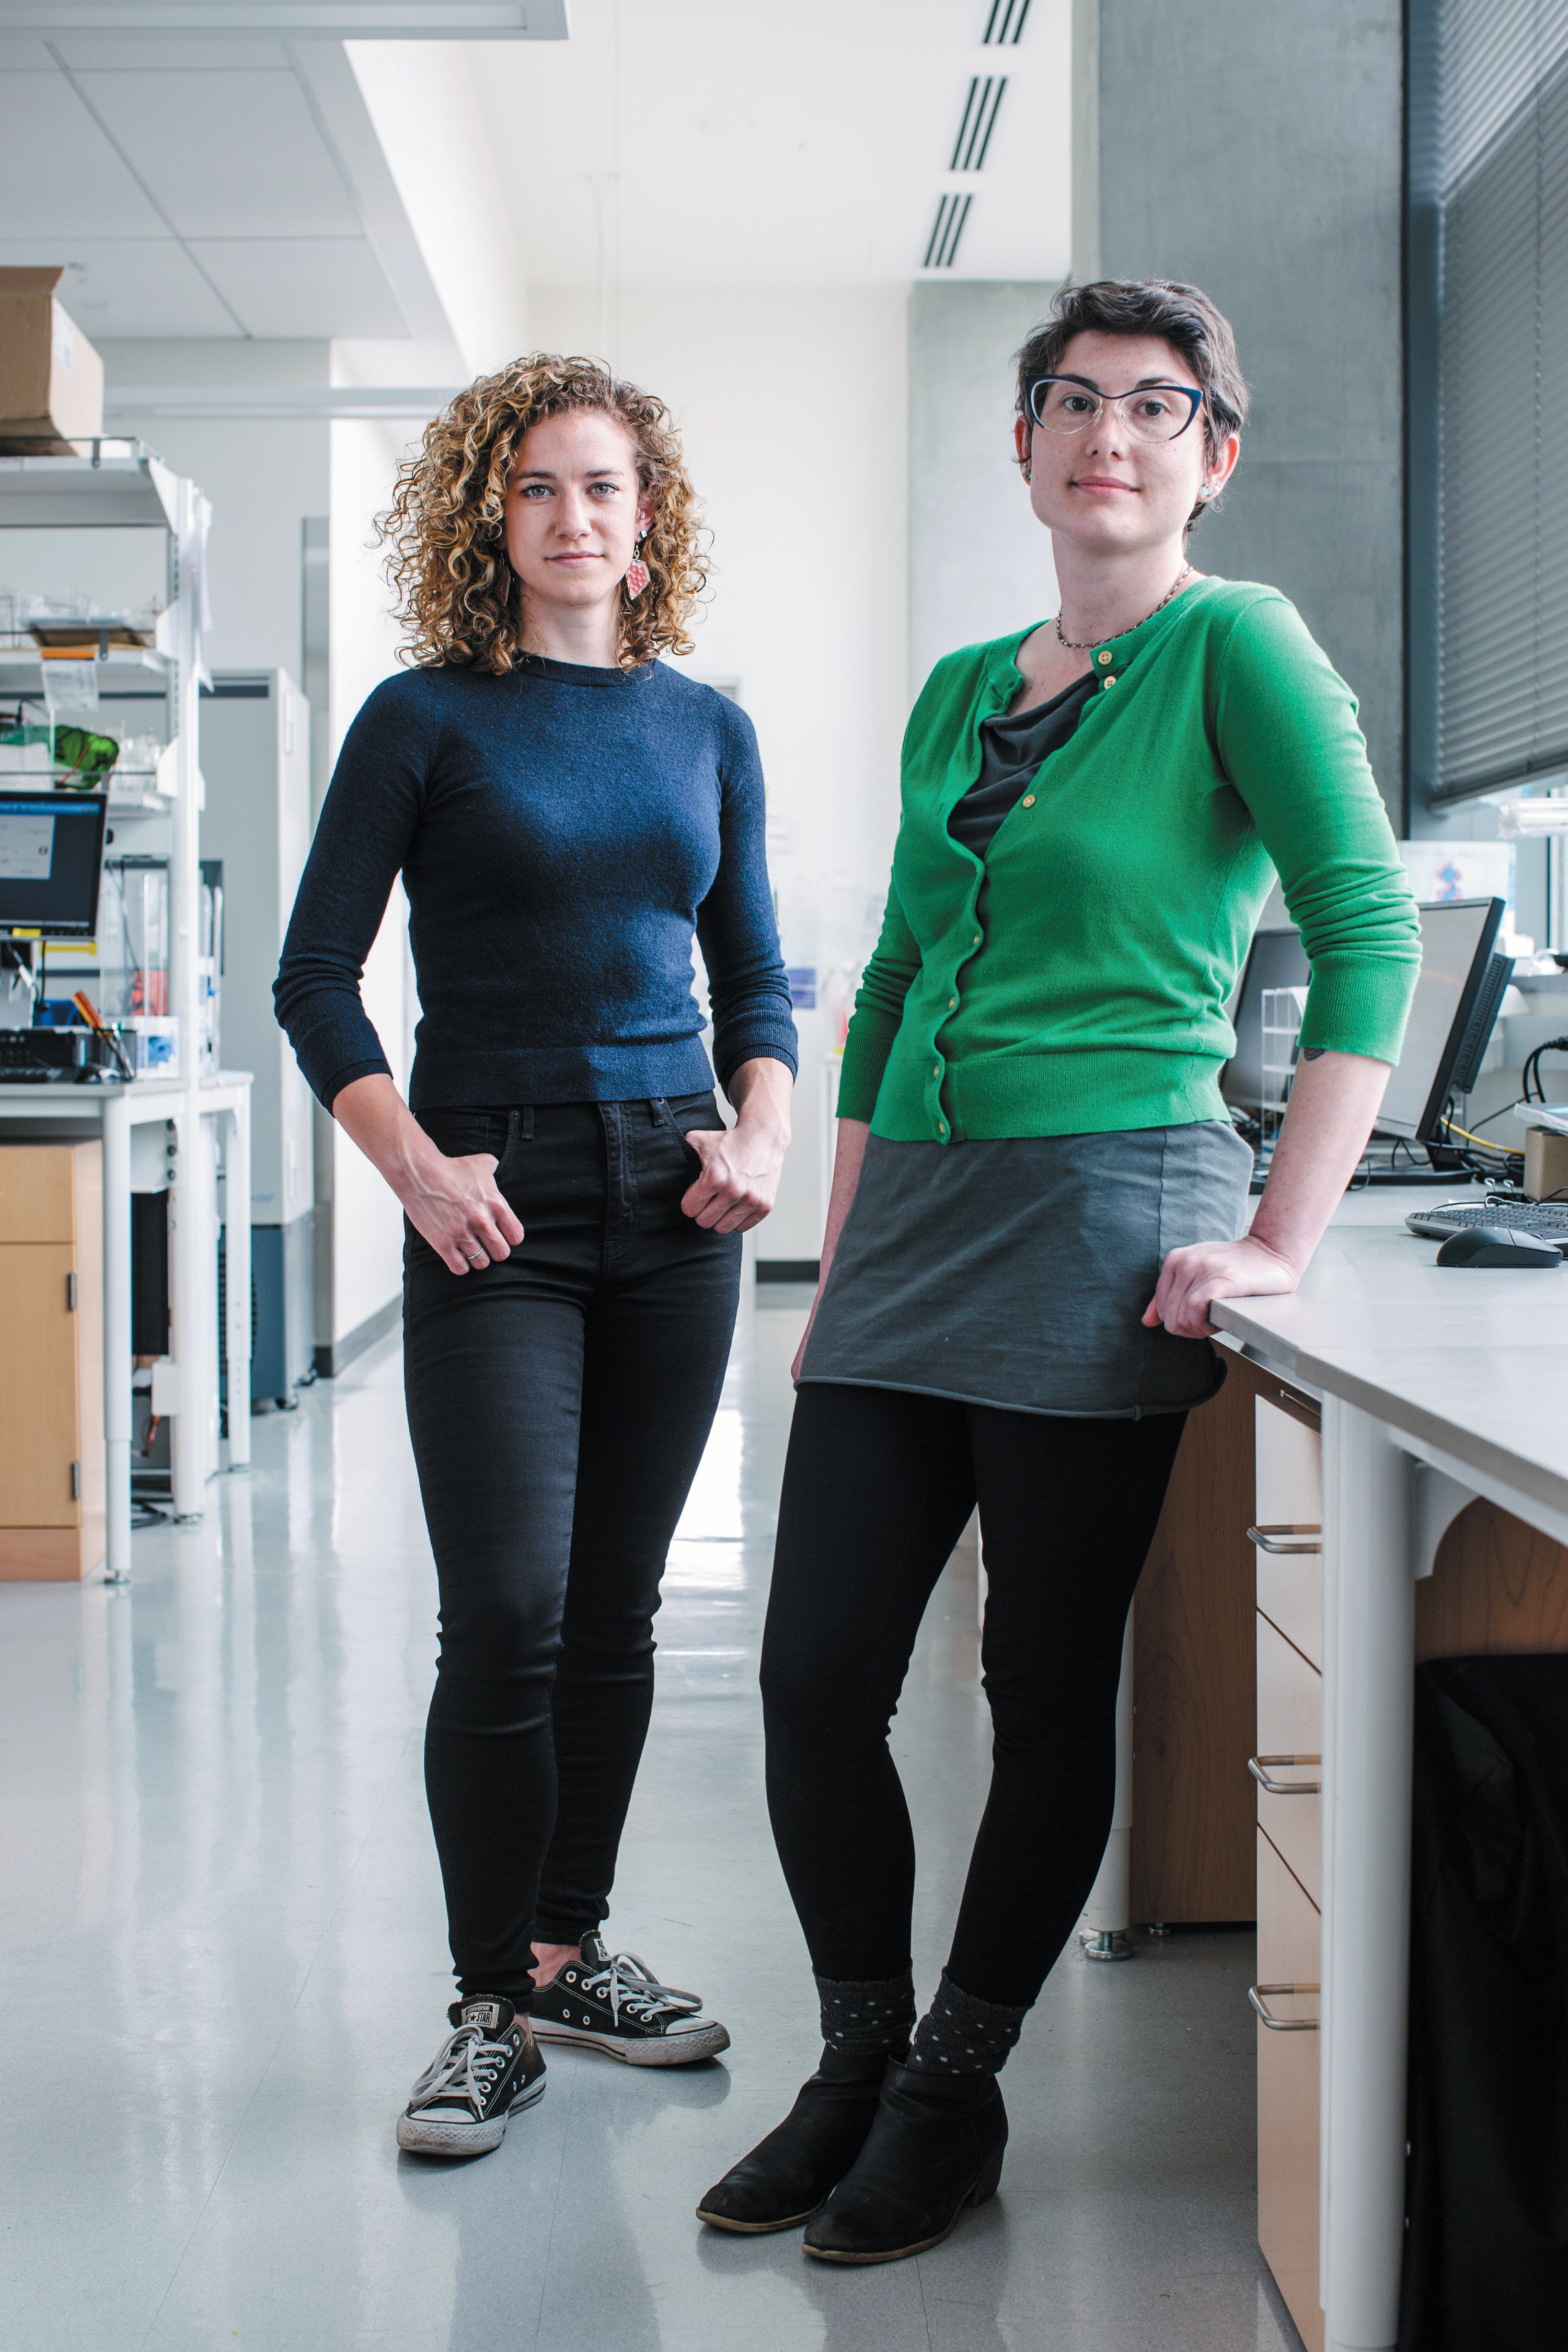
[801, 2063, 1007, 2264]
[696, 2046, 892, 2234]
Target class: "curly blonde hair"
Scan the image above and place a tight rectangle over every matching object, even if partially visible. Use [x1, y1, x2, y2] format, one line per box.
[377, 354, 707, 673]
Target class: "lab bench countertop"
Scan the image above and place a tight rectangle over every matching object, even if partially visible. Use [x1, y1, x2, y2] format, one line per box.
[1216, 1182, 1568, 1530]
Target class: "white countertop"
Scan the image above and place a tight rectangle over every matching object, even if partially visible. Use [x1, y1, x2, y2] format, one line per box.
[1215, 1184, 1568, 1526]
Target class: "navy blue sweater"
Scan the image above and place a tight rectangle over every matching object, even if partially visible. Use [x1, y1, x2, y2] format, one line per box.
[274, 654, 798, 1112]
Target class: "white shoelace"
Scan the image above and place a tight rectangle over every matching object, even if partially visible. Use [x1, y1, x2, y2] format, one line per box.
[409, 2023, 510, 2116]
[579, 1949, 703, 2026]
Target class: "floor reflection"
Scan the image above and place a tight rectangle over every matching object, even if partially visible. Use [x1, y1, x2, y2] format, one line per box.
[0, 1293, 1282, 2351]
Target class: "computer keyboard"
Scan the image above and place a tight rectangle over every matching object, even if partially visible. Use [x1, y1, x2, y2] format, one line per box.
[1405, 1198, 1568, 1254]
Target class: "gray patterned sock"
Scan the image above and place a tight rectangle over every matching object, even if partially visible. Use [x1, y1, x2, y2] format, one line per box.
[813, 1968, 916, 2057]
[905, 1969, 1028, 2076]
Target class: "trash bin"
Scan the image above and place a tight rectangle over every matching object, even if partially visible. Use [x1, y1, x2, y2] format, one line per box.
[1399, 1655, 1568, 2349]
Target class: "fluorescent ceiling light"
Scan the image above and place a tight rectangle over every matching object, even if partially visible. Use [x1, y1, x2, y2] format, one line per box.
[1497, 798, 1568, 837]
[103, 386, 462, 420]
[0, 3, 568, 33]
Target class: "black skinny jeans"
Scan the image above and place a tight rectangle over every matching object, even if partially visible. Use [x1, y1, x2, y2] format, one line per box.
[403, 1095, 741, 2005]
[761, 1383, 1188, 2012]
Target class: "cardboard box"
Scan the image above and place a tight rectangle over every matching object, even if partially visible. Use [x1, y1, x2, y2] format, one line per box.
[1524, 1124, 1568, 1203]
[0, 268, 104, 454]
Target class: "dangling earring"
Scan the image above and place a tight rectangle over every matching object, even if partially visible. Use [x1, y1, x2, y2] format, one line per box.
[625, 534, 650, 599]
[1022, 461, 1033, 482]
[495, 555, 514, 604]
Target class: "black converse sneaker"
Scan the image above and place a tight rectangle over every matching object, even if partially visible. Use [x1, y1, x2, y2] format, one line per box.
[396, 1994, 546, 2157]
[530, 1931, 730, 2066]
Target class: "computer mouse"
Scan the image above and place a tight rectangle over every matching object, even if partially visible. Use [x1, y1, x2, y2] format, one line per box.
[1435, 1226, 1563, 1269]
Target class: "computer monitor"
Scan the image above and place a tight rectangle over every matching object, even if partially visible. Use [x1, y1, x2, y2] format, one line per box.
[1375, 896, 1507, 1141]
[1220, 926, 1311, 1114]
[0, 792, 109, 940]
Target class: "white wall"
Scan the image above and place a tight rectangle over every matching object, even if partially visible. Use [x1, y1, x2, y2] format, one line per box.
[95, 340, 331, 680]
[344, 41, 530, 376]
[532, 285, 909, 1261]
[909, 283, 1062, 690]
[323, 411, 420, 1348]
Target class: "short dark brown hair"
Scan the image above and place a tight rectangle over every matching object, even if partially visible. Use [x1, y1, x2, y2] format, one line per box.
[1015, 279, 1249, 526]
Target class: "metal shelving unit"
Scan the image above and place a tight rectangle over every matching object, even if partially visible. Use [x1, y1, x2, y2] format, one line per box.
[0, 442, 251, 1576]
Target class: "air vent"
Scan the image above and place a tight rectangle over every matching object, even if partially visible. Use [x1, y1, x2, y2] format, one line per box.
[924, 192, 974, 271]
[950, 75, 1007, 171]
[983, 0, 1032, 42]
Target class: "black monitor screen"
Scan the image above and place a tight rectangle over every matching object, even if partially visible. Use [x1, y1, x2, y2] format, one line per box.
[1375, 897, 1504, 1140]
[0, 792, 108, 938]
[1221, 926, 1311, 1113]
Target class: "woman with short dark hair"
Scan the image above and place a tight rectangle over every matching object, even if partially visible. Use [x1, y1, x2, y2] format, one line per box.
[276, 356, 796, 2158]
[699, 279, 1419, 2262]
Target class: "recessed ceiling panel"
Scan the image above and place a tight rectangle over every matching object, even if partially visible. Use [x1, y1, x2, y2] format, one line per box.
[188, 236, 407, 336]
[74, 66, 362, 237]
[0, 70, 167, 235]
[0, 238, 243, 335]
[51, 34, 292, 65]
[0, 5, 567, 29]
[0, 4, 567, 30]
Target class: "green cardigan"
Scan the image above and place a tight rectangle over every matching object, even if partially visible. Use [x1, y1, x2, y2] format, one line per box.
[837, 577, 1421, 1143]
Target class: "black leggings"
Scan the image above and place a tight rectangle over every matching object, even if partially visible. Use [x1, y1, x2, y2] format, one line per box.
[403, 1096, 741, 2005]
[760, 1384, 1187, 2011]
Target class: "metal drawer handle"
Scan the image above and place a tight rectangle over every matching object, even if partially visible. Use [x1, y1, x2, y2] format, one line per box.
[1247, 1523, 1322, 1555]
[1249, 1754, 1321, 1795]
[1249, 1982, 1320, 2032]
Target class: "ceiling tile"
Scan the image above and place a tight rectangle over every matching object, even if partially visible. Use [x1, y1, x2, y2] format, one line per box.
[187, 237, 406, 338]
[0, 238, 243, 337]
[464, 0, 1073, 289]
[73, 67, 361, 238]
[0, 71, 167, 236]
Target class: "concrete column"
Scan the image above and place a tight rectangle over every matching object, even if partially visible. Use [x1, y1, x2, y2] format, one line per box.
[1089, 0, 1406, 827]
[909, 281, 1062, 696]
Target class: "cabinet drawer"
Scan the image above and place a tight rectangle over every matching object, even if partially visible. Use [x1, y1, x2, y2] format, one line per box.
[1254, 1396, 1322, 1668]
[0, 1145, 82, 1242]
[1255, 1610, 1321, 1906]
[0, 1244, 81, 1525]
[1256, 1826, 1322, 2352]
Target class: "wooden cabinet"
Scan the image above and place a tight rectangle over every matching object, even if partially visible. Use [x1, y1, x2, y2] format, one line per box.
[1252, 1386, 1325, 2351]
[1131, 1350, 1269, 1922]
[1255, 1610, 1322, 1905]
[1131, 1350, 1326, 1923]
[1256, 1826, 1323, 2352]
[1253, 1394, 1322, 1666]
[1137, 1346, 1568, 2352]
[0, 1143, 103, 1579]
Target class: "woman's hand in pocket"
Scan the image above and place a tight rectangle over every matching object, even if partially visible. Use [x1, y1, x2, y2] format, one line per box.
[330, 1074, 524, 1275]
[681, 1122, 785, 1234]
[402, 1147, 525, 1275]
[681, 1056, 793, 1236]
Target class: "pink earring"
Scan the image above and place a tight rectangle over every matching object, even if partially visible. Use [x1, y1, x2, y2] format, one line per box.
[625, 535, 650, 599]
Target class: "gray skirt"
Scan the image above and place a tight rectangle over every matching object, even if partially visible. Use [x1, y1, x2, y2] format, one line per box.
[797, 1121, 1254, 1419]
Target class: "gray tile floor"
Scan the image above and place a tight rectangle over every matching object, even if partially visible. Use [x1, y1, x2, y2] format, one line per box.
[0, 1288, 1304, 2351]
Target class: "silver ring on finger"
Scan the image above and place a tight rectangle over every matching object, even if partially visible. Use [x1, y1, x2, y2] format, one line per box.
[467, 1250, 488, 1266]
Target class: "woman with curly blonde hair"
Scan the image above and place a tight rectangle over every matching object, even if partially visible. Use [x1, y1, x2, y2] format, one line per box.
[275, 356, 797, 2158]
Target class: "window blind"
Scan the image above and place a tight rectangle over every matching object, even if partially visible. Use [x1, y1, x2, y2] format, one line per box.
[1436, 0, 1568, 798]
